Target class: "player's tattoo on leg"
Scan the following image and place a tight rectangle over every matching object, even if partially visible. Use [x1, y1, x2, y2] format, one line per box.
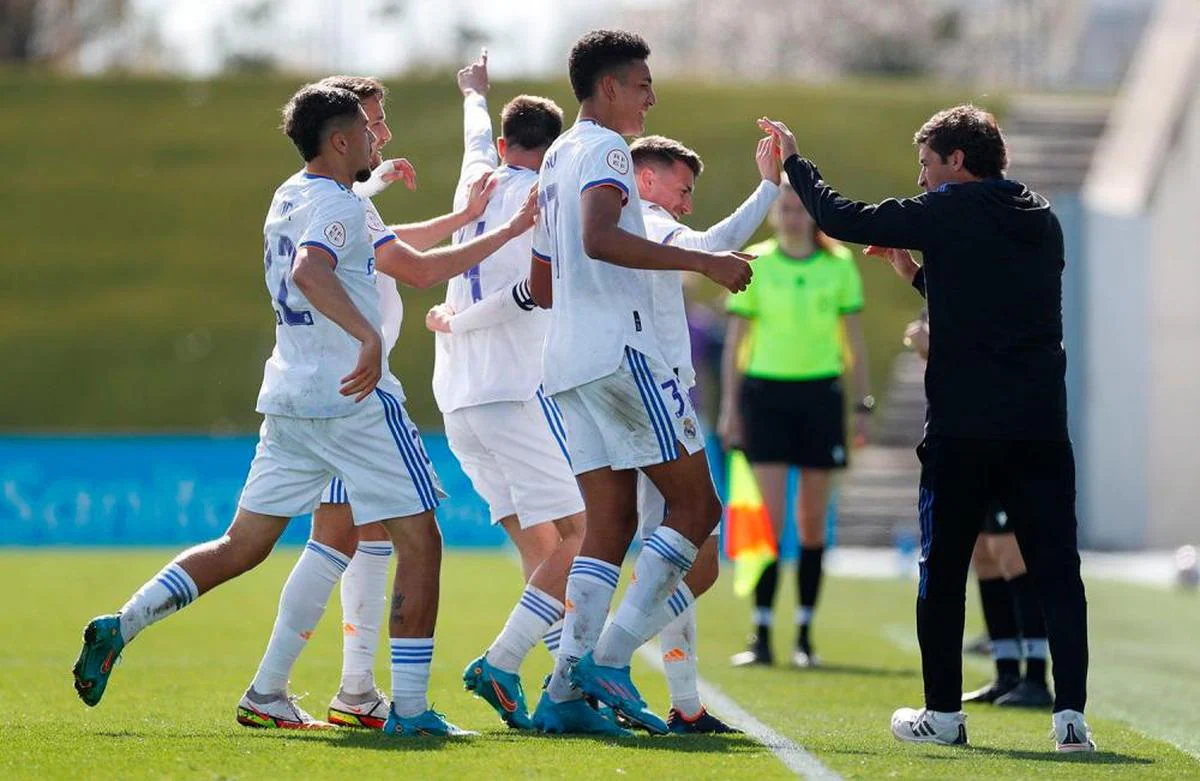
[391, 592, 406, 626]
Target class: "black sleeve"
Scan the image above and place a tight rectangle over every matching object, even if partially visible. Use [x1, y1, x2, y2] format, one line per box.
[783, 155, 934, 251]
[911, 266, 927, 298]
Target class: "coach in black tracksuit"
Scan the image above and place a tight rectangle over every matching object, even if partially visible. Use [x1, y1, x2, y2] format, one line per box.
[757, 108, 1091, 747]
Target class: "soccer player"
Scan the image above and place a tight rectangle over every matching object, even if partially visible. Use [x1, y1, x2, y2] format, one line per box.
[630, 133, 781, 732]
[759, 108, 1094, 751]
[421, 52, 586, 731]
[237, 74, 503, 731]
[526, 30, 753, 736]
[437, 132, 777, 734]
[71, 83, 533, 738]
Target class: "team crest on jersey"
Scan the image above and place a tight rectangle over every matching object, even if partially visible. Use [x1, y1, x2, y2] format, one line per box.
[606, 148, 630, 175]
[365, 210, 386, 233]
[324, 221, 346, 248]
[682, 417, 697, 440]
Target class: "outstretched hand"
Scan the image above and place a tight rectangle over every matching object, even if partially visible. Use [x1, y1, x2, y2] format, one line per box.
[757, 117, 799, 162]
[755, 136, 781, 184]
[507, 184, 539, 235]
[378, 158, 417, 191]
[463, 170, 498, 220]
[864, 245, 920, 284]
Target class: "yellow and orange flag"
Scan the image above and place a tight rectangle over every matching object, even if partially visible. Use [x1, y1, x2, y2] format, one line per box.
[722, 450, 777, 597]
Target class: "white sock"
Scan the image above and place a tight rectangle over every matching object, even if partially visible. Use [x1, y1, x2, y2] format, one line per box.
[754, 606, 772, 627]
[594, 528, 697, 668]
[546, 557, 619, 703]
[795, 606, 813, 626]
[1023, 638, 1049, 660]
[340, 541, 392, 695]
[249, 541, 349, 696]
[390, 637, 433, 717]
[660, 602, 702, 717]
[118, 562, 199, 643]
[486, 585, 564, 674]
[543, 620, 563, 654]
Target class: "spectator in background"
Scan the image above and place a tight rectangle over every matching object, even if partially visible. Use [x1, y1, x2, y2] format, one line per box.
[718, 187, 873, 668]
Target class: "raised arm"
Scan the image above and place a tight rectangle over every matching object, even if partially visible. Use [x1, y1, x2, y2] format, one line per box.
[458, 49, 499, 181]
[581, 186, 753, 292]
[671, 137, 780, 252]
[389, 171, 497, 250]
[758, 118, 935, 251]
[377, 185, 538, 290]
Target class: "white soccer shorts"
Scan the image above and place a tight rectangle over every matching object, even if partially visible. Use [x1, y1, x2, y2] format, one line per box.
[636, 470, 720, 539]
[239, 388, 445, 525]
[443, 391, 584, 528]
[553, 346, 704, 475]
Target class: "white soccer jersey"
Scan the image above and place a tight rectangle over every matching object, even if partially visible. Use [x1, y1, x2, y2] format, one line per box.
[360, 197, 404, 355]
[532, 119, 662, 395]
[639, 181, 781, 390]
[641, 204, 695, 389]
[256, 171, 404, 418]
[432, 93, 547, 413]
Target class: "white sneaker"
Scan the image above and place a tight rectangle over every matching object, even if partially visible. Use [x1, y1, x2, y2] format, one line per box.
[236, 690, 336, 730]
[891, 707, 968, 745]
[1053, 710, 1097, 752]
[328, 688, 390, 730]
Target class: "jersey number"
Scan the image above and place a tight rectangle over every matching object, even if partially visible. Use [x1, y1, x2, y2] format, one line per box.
[660, 379, 686, 418]
[462, 220, 487, 302]
[274, 236, 314, 326]
[537, 184, 561, 278]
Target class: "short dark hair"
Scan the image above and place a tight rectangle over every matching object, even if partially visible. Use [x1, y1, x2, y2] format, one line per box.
[568, 29, 651, 103]
[318, 75, 387, 103]
[500, 95, 564, 151]
[630, 135, 703, 177]
[914, 104, 1008, 179]
[281, 84, 362, 162]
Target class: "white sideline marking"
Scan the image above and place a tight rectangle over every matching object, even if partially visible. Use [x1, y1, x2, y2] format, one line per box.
[635, 645, 842, 780]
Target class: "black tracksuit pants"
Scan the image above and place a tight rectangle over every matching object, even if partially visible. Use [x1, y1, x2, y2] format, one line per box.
[916, 436, 1088, 713]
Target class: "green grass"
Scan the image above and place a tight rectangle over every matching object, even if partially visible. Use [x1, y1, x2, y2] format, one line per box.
[1, 550, 1197, 779]
[1, 72, 995, 431]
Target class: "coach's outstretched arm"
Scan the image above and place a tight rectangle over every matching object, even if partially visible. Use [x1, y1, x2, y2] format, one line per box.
[758, 118, 936, 253]
[375, 185, 537, 290]
[580, 185, 754, 293]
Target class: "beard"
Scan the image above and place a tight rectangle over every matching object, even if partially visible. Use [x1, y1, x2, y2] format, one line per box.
[354, 167, 371, 183]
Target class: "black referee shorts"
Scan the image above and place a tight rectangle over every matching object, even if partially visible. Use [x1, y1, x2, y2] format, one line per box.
[739, 375, 846, 468]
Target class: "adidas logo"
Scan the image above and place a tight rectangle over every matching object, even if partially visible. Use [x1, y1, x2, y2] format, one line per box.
[662, 648, 688, 663]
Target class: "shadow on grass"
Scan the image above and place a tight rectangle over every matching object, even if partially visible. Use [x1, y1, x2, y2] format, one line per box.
[248, 728, 761, 754]
[966, 746, 1153, 765]
[791, 663, 920, 679]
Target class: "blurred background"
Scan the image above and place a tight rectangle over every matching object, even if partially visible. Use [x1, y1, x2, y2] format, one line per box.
[0, 0, 1196, 561]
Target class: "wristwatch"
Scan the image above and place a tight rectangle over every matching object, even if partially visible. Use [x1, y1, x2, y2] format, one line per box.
[855, 395, 876, 415]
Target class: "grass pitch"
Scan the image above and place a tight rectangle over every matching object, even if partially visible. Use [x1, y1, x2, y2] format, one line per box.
[0, 549, 1196, 779]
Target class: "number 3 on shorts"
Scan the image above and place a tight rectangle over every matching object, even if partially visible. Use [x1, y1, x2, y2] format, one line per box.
[660, 379, 685, 418]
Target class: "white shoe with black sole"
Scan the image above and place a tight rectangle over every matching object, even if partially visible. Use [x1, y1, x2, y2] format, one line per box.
[1052, 709, 1097, 752]
[891, 707, 968, 746]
